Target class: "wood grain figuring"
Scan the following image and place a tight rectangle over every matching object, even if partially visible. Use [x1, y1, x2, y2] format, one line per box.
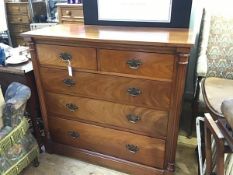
[36, 44, 97, 70]
[46, 92, 169, 138]
[165, 53, 189, 172]
[21, 24, 195, 48]
[48, 116, 165, 168]
[53, 142, 164, 175]
[8, 14, 30, 24]
[99, 49, 174, 80]
[40, 67, 171, 110]
[9, 25, 30, 36]
[22, 24, 194, 175]
[6, 3, 28, 14]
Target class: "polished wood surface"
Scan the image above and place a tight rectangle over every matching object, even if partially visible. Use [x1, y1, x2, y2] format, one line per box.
[23, 24, 194, 175]
[99, 49, 174, 80]
[46, 92, 168, 138]
[40, 67, 171, 110]
[22, 24, 195, 47]
[36, 44, 97, 70]
[48, 116, 165, 168]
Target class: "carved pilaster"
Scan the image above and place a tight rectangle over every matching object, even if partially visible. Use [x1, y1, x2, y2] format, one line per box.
[165, 52, 190, 174]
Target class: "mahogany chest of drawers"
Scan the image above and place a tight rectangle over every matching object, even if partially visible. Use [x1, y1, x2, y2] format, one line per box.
[22, 24, 194, 175]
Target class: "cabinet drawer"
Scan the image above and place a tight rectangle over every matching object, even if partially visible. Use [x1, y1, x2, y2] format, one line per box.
[48, 116, 165, 168]
[6, 3, 28, 14]
[46, 92, 168, 138]
[99, 49, 174, 80]
[36, 44, 97, 70]
[61, 8, 83, 19]
[40, 67, 171, 110]
[8, 15, 30, 24]
[9, 24, 30, 37]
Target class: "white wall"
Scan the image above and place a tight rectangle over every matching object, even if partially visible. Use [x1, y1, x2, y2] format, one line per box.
[0, 0, 7, 32]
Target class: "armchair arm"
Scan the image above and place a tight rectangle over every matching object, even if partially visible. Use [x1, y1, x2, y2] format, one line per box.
[197, 54, 208, 77]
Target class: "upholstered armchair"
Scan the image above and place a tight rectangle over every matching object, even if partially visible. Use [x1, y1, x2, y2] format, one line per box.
[0, 82, 39, 175]
[3, 82, 31, 128]
[195, 8, 233, 175]
[195, 9, 233, 117]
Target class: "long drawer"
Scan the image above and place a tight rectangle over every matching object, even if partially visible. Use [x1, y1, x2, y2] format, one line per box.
[40, 67, 171, 110]
[8, 14, 30, 24]
[99, 49, 174, 80]
[6, 3, 28, 15]
[48, 116, 165, 168]
[46, 92, 168, 138]
[36, 44, 97, 70]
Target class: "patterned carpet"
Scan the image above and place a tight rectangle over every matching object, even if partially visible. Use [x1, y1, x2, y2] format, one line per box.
[22, 136, 198, 175]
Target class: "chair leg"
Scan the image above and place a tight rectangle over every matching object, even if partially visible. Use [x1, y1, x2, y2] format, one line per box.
[216, 139, 224, 175]
[205, 119, 212, 175]
[33, 157, 40, 167]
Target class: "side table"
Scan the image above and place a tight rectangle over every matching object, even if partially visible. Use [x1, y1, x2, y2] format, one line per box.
[0, 61, 43, 149]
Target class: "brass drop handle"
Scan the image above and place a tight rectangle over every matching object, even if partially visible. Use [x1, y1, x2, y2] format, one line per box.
[59, 52, 72, 61]
[63, 78, 76, 87]
[65, 10, 71, 16]
[127, 87, 141, 97]
[66, 103, 78, 112]
[127, 114, 141, 124]
[67, 131, 80, 139]
[127, 59, 142, 70]
[126, 144, 139, 154]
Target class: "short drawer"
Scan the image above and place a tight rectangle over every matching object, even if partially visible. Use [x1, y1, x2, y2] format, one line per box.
[48, 116, 165, 168]
[6, 3, 28, 14]
[8, 15, 30, 24]
[46, 92, 169, 138]
[36, 44, 97, 70]
[61, 8, 83, 19]
[99, 49, 174, 80]
[40, 67, 171, 110]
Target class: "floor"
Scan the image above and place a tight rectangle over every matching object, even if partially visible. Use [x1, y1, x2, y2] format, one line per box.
[22, 135, 198, 175]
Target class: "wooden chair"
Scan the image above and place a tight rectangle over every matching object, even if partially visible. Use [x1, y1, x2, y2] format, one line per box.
[204, 99, 233, 175]
[194, 8, 233, 175]
[192, 8, 233, 137]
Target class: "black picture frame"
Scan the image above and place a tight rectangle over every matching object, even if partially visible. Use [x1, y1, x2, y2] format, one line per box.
[83, 0, 193, 28]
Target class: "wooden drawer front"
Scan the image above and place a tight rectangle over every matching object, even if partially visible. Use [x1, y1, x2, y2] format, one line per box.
[48, 116, 165, 168]
[46, 92, 168, 138]
[8, 15, 29, 24]
[99, 49, 174, 80]
[61, 8, 83, 19]
[40, 68, 171, 110]
[9, 25, 30, 36]
[6, 4, 28, 14]
[12, 37, 28, 47]
[36, 44, 97, 70]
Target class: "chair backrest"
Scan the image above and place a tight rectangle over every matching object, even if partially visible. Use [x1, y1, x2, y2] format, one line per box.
[206, 14, 233, 79]
[3, 82, 31, 127]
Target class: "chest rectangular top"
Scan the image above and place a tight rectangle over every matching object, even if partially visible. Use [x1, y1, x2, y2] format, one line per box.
[22, 24, 195, 47]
